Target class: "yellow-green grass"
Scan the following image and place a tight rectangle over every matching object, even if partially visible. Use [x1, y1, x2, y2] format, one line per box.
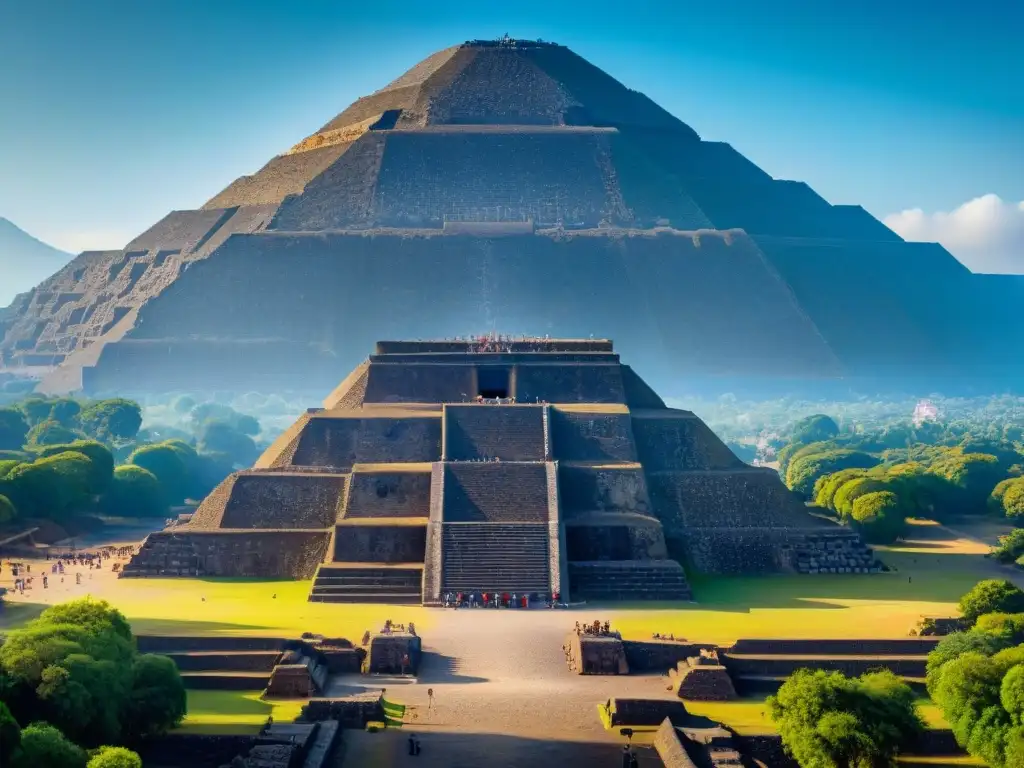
[176, 690, 306, 735]
[0, 577, 430, 638]
[681, 697, 948, 736]
[0, 519, 1007, 644]
[610, 522, 1008, 644]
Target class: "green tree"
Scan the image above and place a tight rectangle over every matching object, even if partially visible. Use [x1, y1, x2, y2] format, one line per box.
[198, 421, 258, 467]
[18, 397, 56, 426]
[814, 468, 871, 510]
[3, 451, 93, 520]
[768, 668, 922, 768]
[123, 654, 187, 739]
[0, 598, 183, 748]
[87, 746, 142, 768]
[0, 406, 29, 450]
[851, 490, 907, 544]
[128, 444, 188, 505]
[0, 700, 20, 764]
[786, 449, 879, 497]
[10, 722, 87, 768]
[926, 628, 1016, 696]
[833, 476, 889, 518]
[0, 493, 16, 523]
[1005, 482, 1024, 523]
[26, 419, 83, 447]
[37, 441, 115, 496]
[79, 399, 142, 443]
[790, 414, 840, 445]
[49, 399, 82, 427]
[960, 580, 1024, 625]
[101, 466, 168, 518]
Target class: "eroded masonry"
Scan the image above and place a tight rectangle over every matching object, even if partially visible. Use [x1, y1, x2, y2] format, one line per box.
[3, 38, 1021, 395]
[123, 339, 882, 601]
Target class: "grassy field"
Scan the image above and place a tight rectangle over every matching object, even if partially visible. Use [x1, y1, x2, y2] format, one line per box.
[682, 696, 949, 736]
[176, 690, 307, 734]
[0, 519, 1010, 645]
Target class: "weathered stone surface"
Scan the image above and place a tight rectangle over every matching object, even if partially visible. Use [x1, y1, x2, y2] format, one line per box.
[8, 39, 1017, 395]
[123, 337, 881, 593]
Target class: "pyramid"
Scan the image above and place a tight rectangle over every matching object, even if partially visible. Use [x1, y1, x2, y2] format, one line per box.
[3, 37, 1022, 395]
[122, 337, 883, 602]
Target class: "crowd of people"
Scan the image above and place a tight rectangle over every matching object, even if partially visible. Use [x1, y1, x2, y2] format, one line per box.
[1, 545, 136, 595]
[574, 619, 615, 637]
[441, 590, 562, 609]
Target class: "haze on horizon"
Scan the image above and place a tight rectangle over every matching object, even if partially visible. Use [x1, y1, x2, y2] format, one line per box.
[0, 0, 1021, 274]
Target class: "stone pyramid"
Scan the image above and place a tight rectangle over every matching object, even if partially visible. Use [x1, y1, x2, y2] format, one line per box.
[3, 37, 1021, 395]
[123, 338, 882, 602]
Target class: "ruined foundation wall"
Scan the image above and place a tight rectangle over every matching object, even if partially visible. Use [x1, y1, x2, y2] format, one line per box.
[333, 525, 427, 563]
[287, 416, 442, 469]
[558, 466, 651, 517]
[344, 471, 432, 518]
[124, 530, 329, 578]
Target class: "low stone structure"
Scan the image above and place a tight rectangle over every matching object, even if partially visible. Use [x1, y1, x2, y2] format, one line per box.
[566, 633, 629, 675]
[653, 718, 699, 768]
[669, 650, 738, 701]
[603, 698, 691, 728]
[363, 631, 421, 675]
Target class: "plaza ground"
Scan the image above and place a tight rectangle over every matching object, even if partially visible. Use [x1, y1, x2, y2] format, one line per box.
[0, 516, 1011, 761]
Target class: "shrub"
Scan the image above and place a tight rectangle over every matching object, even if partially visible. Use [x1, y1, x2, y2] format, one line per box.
[87, 746, 142, 768]
[79, 399, 142, 443]
[851, 490, 906, 544]
[128, 444, 188, 505]
[26, 419, 83, 447]
[960, 580, 1024, 625]
[786, 449, 879, 497]
[11, 722, 86, 768]
[101, 466, 168, 518]
[993, 529, 1024, 564]
[36, 440, 115, 495]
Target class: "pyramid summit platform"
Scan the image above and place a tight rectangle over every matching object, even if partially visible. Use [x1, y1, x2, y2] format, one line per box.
[4, 36, 1022, 395]
[123, 338, 883, 603]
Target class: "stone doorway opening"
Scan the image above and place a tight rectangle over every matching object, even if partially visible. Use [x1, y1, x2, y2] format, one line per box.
[477, 367, 511, 399]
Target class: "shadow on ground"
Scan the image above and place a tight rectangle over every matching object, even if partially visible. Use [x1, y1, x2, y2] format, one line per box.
[417, 652, 489, 684]
[341, 729, 662, 768]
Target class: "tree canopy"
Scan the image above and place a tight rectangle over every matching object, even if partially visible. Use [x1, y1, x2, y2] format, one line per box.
[87, 746, 143, 768]
[960, 580, 1024, 625]
[768, 668, 922, 768]
[0, 598, 185, 748]
[101, 465, 167, 518]
[78, 400, 142, 444]
[0, 406, 29, 450]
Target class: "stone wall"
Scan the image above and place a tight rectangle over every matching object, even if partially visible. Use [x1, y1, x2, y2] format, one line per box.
[444, 404, 547, 462]
[216, 473, 346, 529]
[647, 468, 820, 534]
[653, 719, 699, 768]
[728, 638, 940, 656]
[299, 696, 384, 729]
[632, 413, 744, 472]
[288, 415, 442, 469]
[550, 410, 638, 462]
[344, 471, 432, 518]
[333, 524, 426, 563]
[558, 466, 651, 517]
[564, 518, 667, 560]
[137, 734, 257, 768]
[621, 640, 709, 673]
[514, 363, 626, 404]
[136, 636, 288, 653]
[568, 633, 630, 675]
[371, 131, 618, 228]
[442, 462, 551, 522]
[364, 633, 422, 674]
[363, 363, 476, 404]
[605, 698, 691, 728]
[122, 530, 329, 578]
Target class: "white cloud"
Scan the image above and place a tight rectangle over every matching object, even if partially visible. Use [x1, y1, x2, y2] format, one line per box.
[883, 194, 1024, 274]
[47, 229, 133, 254]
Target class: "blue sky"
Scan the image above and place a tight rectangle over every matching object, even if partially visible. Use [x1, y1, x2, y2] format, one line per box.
[1, 0, 1021, 261]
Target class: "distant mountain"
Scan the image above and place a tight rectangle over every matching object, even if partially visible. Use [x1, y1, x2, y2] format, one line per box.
[0, 218, 72, 308]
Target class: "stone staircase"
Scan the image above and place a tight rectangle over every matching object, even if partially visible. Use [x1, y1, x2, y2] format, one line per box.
[441, 523, 551, 593]
[120, 532, 199, 577]
[789, 531, 886, 574]
[444, 404, 547, 461]
[308, 564, 423, 603]
[442, 462, 551, 522]
[568, 560, 692, 601]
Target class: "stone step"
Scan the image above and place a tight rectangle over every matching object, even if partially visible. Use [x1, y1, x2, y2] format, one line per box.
[310, 584, 420, 595]
[308, 592, 422, 604]
[445, 405, 547, 462]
